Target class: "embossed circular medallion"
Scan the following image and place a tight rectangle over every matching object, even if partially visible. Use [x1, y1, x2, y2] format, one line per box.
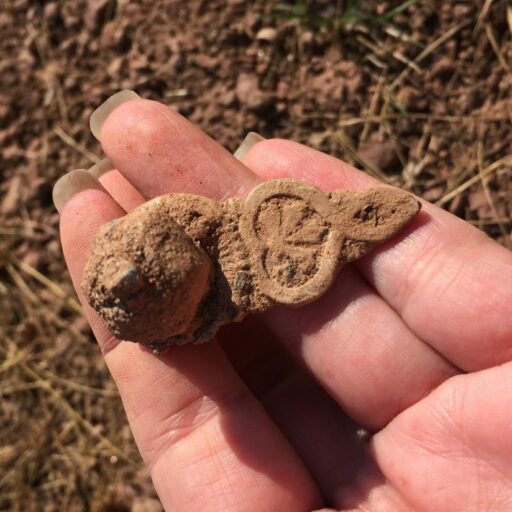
[240, 180, 342, 305]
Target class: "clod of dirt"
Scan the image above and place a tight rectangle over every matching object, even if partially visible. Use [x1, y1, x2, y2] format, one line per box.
[82, 179, 421, 352]
[235, 73, 273, 112]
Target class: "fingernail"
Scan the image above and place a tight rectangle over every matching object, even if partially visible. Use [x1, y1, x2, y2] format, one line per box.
[88, 157, 114, 178]
[53, 169, 107, 213]
[90, 90, 140, 140]
[233, 132, 266, 161]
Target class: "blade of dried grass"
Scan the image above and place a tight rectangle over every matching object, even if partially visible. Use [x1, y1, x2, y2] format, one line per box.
[11, 255, 82, 314]
[484, 23, 511, 75]
[0, 339, 140, 468]
[476, 141, 511, 248]
[360, 74, 384, 142]
[391, 51, 422, 73]
[0, 337, 33, 374]
[0, 227, 24, 236]
[5, 263, 39, 305]
[2, 271, 90, 354]
[338, 112, 510, 126]
[507, 6, 512, 35]
[54, 127, 100, 165]
[390, 19, 472, 90]
[40, 367, 119, 398]
[437, 156, 511, 207]
[0, 382, 43, 395]
[475, 0, 495, 32]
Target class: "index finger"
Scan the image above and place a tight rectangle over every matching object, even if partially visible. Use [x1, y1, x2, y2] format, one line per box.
[243, 139, 512, 372]
[91, 92, 260, 200]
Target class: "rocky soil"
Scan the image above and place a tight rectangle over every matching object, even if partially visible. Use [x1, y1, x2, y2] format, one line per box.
[1, 1, 511, 510]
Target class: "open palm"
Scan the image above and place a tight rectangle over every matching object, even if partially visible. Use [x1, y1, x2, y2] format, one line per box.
[57, 96, 512, 511]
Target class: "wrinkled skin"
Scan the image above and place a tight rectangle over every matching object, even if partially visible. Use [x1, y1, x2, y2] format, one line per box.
[60, 98, 512, 512]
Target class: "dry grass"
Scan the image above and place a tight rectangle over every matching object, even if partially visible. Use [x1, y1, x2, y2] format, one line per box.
[1, 1, 511, 510]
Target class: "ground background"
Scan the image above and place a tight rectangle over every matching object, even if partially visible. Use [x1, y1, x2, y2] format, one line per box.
[1, 1, 511, 510]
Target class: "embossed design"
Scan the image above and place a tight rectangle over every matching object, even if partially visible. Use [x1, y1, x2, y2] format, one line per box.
[239, 180, 343, 305]
[256, 196, 327, 287]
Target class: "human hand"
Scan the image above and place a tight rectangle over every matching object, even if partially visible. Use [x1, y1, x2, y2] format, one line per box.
[55, 94, 512, 511]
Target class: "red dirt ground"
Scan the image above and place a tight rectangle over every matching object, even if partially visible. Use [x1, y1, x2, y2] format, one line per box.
[1, 1, 511, 510]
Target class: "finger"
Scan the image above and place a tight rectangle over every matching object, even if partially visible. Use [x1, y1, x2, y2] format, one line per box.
[57, 180, 128, 354]
[243, 139, 512, 371]
[372, 362, 512, 511]
[106, 342, 321, 512]
[97, 169, 145, 211]
[59, 186, 321, 511]
[331, 457, 413, 511]
[92, 93, 260, 199]
[220, 317, 368, 502]
[88, 157, 150, 211]
[264, 266, 456, 430]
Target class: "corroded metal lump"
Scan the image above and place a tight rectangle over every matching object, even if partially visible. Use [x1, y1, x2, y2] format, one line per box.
[82, 179, 421, 352]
